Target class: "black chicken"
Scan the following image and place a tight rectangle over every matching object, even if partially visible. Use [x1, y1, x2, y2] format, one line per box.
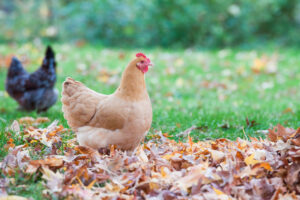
[5, 46, 58, 113]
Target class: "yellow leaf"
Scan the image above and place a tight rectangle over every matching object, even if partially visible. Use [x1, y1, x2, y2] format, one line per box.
[175, 58, 184, 67]
[149, 182, 160, 190]
[0, 196, 27, 200]
[175, 78, 184, 87]
[244, 154, 260, 166]
[213, 187, 225, 195]
[87, 179, 97, 189]
[251, 58, 266, 73]
[76, 176, 84, 187]
[98, 75, 110, 83]
[162, 154, 174, 160]
[160, 167, 168, 178]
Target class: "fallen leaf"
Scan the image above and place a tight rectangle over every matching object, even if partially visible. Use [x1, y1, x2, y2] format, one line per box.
[244, 154, 260, 166]
[212, 187, 225, 195]
[1, 119, 299, 199]
[42, 167, 64, 193]
[0, 196, 28, 200]
[255, 162, 273, 171]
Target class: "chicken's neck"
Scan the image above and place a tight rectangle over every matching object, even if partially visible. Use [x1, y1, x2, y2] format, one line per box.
[116, 64, 148, 101]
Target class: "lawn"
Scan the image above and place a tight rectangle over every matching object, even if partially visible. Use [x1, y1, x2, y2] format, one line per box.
[0, 44, 299, 198]
[1, 44, 300, 141]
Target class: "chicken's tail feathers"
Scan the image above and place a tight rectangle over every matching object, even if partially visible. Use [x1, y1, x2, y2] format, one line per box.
[64, 77, 79, 86]
[42, 45, 56, 69]
[62, 77, 83, 97]
[65, 77, 75, 82]
[45, 45, 55, 60]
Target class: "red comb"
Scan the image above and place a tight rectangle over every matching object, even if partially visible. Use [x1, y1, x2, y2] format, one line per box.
[136, 53, 146, 58]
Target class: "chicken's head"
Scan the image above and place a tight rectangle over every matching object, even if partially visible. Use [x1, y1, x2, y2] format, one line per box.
[136, 53, 152, 73]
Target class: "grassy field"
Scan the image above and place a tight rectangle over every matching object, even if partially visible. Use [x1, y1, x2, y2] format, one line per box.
[0, 44, 299, 198]
[1, 44, 300, 140]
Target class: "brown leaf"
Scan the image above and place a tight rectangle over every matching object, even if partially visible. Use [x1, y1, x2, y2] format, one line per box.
[35, 117, 50, 124]
[30, 157, 63, 168]
[2, 119, 300, 199]
[18, 117, 35, 125]
[246, 117, 257, 127]
[250, 178, 275, 199]
[268, 124, 298, 142]
[286, 163, 300, 193]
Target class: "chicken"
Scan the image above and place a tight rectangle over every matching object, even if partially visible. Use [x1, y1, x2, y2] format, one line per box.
[5, 46, 58, 113]
[62, 53, 152, 151]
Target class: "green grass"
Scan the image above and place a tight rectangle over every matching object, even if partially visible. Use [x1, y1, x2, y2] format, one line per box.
[0, 44, 300, 140]
[0, 44, 299, 198]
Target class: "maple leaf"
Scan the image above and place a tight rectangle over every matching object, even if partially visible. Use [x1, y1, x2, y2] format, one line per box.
[245, 154, 260, 166]
[42, 167, 64, 193]
[268, 124, 299, 142]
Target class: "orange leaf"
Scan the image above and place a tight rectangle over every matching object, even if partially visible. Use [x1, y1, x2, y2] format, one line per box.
[256, 162, 273, 171]
[163, 133, 170, 137]
[110, 144, 116, 156]
[76, 176, 84, 187]
[48, 131, 57, 137]
[188, 135, 193, 147]
[236, 151, 244, 160]
[56, 125, 64, 132]
[30, 157, 63, 167]
[8, 138, 14, 143]
[87, 179, 97, 189]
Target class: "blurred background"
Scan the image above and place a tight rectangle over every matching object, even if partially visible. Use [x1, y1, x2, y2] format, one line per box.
[0, 0, 300, 47]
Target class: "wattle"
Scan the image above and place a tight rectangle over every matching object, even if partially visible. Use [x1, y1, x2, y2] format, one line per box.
[141, 66, 148, 73]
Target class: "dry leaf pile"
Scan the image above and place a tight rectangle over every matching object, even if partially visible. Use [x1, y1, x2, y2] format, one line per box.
[1, 119, 300, 199]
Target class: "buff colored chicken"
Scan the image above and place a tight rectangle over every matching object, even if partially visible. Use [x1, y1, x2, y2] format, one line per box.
[62, 53, 152, 151]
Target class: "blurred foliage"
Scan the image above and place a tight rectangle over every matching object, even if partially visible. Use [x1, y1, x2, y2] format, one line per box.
[0, 0, 299, 47]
